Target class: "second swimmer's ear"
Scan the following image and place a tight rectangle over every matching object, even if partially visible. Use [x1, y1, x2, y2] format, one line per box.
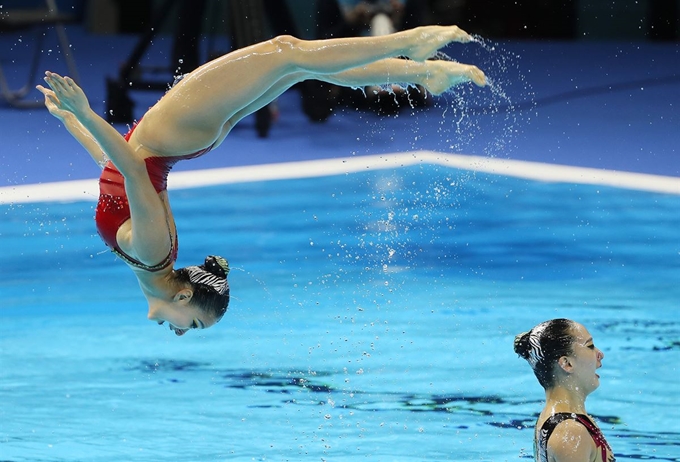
[557, 356, 573, 372]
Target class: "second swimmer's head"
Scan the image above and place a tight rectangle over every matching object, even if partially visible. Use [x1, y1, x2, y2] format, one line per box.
[513, 318, 575, 389]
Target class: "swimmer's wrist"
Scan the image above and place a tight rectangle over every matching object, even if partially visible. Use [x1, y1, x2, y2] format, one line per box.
[75, 107, 99, 126]
[58, 111, 75, 125]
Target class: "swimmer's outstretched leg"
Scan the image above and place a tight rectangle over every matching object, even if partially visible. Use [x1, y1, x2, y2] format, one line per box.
[325, 58, 486, 94]
[227, 58, 486, 125]
[139, 26, 478, 152]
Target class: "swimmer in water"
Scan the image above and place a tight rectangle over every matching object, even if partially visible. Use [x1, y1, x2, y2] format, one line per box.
[37, 26, 486, 336]
[514, 319, 616, 462]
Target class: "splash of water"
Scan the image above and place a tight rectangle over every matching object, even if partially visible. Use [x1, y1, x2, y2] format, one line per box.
[329, 38, 537, 280]
[431, 35, 536, 160]
[229, 266, 273, 300]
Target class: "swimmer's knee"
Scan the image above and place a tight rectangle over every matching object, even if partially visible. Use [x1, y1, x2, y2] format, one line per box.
[271, 35, 303, 52]
[270, 35, 310, 70]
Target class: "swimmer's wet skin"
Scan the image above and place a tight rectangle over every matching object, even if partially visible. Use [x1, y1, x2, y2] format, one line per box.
[36, 25, 485, 336]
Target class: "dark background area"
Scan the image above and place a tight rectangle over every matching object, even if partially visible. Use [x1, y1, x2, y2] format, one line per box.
[3, 0, 679, 40]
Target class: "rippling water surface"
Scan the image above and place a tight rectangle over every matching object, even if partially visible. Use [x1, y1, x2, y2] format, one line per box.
[2, 165, 679, 461]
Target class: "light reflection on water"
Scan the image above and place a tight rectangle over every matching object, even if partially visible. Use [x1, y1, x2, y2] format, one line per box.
[1, 166, 679, 461]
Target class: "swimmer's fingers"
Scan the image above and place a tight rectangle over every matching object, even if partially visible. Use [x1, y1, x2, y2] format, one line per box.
[63, 76, 79, 90]
[43, 71, 90, 116]
[36, 83, 54, 99]
[36, 84, 60, 108]
[49, 72, 79, 93]
[44, 72, 80, 99]
[36, 84, 71, 121]
[43, 71, 68, 94]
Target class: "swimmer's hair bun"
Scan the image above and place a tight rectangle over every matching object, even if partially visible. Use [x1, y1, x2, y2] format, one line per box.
[513, 331, 531, 359]
[204, 255, 230, 278]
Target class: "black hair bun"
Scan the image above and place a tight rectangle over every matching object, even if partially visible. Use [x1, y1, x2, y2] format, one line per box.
[204, 255, 230, 278]
[513, 331, 531, 359]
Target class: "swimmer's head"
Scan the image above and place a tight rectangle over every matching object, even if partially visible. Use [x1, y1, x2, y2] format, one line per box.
[175, 255, 231, 325]
[514, 318, 576, 389]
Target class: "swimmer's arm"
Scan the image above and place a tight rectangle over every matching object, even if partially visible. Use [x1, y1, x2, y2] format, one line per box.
[548, 421, 596, 462]
[73, 109, 175, 262]
[40, 72, 141, 177]
[37, 83, 107, 166]
[120, 167, 174, 265]
[40, 73, 172, 263]
[75, 107, 141, 175]
[61, 114, 109, 167]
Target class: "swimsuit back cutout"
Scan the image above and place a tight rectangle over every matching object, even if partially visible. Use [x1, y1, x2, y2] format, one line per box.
[535, 413, 615, 462]
[94, 123, 215, 271]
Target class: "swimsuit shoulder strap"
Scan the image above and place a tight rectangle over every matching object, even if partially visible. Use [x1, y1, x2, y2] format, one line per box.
[536, 413, 576, 462]
[536, 413, 615, 462]
[112, 232, 178, 272]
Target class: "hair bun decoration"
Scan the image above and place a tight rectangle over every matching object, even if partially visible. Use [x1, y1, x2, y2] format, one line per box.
[514, 324, 547, 369]
[204, 255, 230, 278]
[513, 331, 530, 357]
[185, 256, 230, 297]
[526, 323, 548, 368]
[214, 256, 230, 276]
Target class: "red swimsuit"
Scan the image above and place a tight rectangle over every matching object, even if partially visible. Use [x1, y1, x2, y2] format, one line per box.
[95, 125, 213, 271]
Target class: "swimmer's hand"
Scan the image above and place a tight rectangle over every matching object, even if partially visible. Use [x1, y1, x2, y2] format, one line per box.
[36, 83, 71, 122]
[38, 77, 110, 168]
[38, 71, 91, 119]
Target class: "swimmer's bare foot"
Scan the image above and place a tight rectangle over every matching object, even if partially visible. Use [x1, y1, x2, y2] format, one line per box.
[422, 61, 487, 95]
[403, 25, 473, 62]
[466, 66, 487, 87]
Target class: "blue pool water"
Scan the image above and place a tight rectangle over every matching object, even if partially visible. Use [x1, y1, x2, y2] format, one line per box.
[1, 164, 679, 461]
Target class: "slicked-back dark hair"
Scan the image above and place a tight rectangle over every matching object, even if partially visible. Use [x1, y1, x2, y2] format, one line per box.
[514, 318, 576, 389]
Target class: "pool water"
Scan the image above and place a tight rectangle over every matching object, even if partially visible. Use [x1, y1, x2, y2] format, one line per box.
[1, 164, 679, 461]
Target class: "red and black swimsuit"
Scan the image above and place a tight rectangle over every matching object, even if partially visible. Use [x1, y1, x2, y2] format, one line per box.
[95, 125, 212, 271]
[535, 413, 615, 462]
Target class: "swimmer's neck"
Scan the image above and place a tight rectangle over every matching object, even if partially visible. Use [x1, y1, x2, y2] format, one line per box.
[544, 386, 587, 414]
[133, 267, 177, 299]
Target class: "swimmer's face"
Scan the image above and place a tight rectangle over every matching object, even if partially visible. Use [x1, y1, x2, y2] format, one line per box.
[147, 302, 216, 336]
[562, 323, 605, 394]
